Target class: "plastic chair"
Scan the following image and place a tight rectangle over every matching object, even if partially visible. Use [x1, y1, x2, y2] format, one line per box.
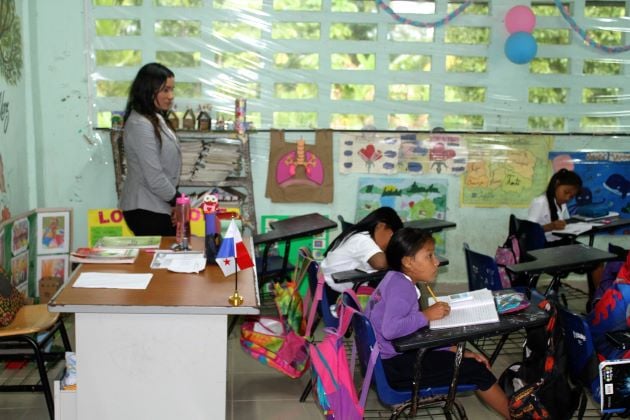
[337, 215, 354, 231]
[463, 243, 504, 291]
[0, 304, 73, 420]
[463, 243, 525, 363]
[558, 306, 629, 419]
[509, 214, 546, 256]
[342, 294, 477, 418]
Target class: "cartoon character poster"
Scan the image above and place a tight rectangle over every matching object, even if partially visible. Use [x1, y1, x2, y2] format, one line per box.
[10, 217, 29, 256]
[356, 177, 448, 253]
[339, 133, 401, 174]
[549, 151, 630, 233]
[398, 133, 467, 175]
[37, 211, 70, 254]
[11, 251, 29, 293]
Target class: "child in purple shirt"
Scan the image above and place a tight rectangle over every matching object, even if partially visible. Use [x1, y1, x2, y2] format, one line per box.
[366, 228, 510, 419]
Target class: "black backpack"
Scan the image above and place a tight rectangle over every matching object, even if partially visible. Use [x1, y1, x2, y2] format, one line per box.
[499, 299, 581, 420]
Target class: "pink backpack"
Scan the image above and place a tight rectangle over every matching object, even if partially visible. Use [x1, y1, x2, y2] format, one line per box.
[309, 290, 376, 420]
[495, 234, 521, 288]
[240, 255, 319, 379]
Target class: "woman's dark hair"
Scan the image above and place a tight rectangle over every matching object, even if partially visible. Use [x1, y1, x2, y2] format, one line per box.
[385, 228, 435, 272]
[124, 62, 175, 146]
[324, 207, 403, 256]
[545, 168, 582, 221]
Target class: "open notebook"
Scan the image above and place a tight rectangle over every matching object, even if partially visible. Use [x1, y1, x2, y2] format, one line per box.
[428, 288, 499, 330]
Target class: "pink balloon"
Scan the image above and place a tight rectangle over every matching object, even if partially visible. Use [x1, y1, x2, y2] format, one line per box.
[505, 5, 536, 34]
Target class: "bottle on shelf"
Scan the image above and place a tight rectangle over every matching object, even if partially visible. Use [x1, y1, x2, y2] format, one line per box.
[215, 113, 225, 131]
[182, 107, 196, 131]
[167, 104, 179, 130]
[175, 194, 192, 250]
[197, 105, 212, 132]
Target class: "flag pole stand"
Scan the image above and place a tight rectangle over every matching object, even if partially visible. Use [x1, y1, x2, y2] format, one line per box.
[228, 256, 244, 306]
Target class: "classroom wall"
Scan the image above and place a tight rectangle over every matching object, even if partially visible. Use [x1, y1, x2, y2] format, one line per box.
[9, 1, 629, 284]
[0, 0, 32, 217]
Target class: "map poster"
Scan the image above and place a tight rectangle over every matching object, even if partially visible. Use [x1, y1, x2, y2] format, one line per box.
[461, 135, 552, 207]
[356, 177, 448, 253]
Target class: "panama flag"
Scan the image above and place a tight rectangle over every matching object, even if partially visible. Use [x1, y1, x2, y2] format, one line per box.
[216, 219, 254, 276]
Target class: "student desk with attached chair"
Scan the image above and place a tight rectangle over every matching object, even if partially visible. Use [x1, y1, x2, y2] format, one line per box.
[392, 299, 549, 418]
[253, 212, 337, 281]
[506, 243, 617, 299]
[48, 236, 259, 420]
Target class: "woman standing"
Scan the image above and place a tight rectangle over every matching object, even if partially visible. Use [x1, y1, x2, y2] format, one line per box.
[119, 63, 181, 236]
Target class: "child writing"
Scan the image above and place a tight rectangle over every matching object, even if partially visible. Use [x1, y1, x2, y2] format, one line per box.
[320, 207, 403, 299]
[527, 168, 582, 245]
[366, 228, 510, 419]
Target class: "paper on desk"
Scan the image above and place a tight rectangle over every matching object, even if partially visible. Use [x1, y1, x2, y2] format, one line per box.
[73, 272, 153, 289]
[552, 222, 594, 236]
[150, 251, 206, 272]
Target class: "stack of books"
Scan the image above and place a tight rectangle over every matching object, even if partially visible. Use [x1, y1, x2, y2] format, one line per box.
[70, 247, 140, 264]
[95, 236, 161, 249]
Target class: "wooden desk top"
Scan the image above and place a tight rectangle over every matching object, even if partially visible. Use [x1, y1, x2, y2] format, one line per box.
[394, 296, 548, 352]
[404, 218, 456, 233]
[48, 237, 260, 315]
[506, 243, 616, 276]
[332, 255, 449, 284]
[253, 213, 337, 245]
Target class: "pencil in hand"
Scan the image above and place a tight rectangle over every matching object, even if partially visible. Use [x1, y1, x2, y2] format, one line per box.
[427, 285, 439, 302]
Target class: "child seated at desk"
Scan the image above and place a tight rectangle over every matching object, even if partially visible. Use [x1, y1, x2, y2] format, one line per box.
[528, 169, 603, 289]
[587, 252, 630, 360]
[527, 168, 582, 245]
[365, 228, 510, 419]
[320, 207, 403, 302]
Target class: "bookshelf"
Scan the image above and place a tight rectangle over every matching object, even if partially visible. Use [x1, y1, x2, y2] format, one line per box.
[104, 128, 257, 234]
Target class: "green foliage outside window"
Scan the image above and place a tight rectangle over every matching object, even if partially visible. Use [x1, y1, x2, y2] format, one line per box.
[529, 88, 568, 104]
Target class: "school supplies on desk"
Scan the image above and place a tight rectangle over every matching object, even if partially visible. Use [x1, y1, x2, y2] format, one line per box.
[494, 292, 530, 314]
[70, 247, 139, 264]
[149, 250, 206, 273]
[428, 288, 499, 329]
[572, 211, 619, 222]
[95, 235, 161, 249]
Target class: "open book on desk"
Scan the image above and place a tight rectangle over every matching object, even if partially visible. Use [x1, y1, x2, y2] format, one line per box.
[428, 288, 499, 330]
[552, 221, 597, 236]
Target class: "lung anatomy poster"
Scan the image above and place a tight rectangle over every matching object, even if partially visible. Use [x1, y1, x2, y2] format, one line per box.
[549, 151, 630, 233]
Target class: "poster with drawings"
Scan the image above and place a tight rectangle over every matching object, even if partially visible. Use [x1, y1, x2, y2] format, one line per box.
[356, 177, 449, 253]
[10, 216, 29, 256]
[11, 251, 29, 293]
[339, 133, 401, 174]
[398, 133, 467, 175]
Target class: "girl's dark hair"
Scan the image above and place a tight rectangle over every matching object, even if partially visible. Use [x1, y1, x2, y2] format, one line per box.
[545, 168, 582, 221]
[124, 62, 175, 146]
[324, 207, 403, 256]
[385, 228, 435, 272]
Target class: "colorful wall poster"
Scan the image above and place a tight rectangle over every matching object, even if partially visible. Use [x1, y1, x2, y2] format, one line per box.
[36, 210, 70, 254]
[398, 132, 467, 175]
[355, 177, 448, 253]
[339, 133, 401, 174]
[549, 151, 630, 233]
[461, 135, 552, 207]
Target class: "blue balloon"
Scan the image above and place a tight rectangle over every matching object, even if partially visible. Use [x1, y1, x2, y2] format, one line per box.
[504, 32, 537, 64]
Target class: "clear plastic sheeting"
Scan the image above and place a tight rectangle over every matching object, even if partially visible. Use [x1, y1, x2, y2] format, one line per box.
[87, 0, 630, 133]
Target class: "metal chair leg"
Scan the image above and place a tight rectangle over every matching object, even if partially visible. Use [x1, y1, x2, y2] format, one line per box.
[23, 335, 54, 420]
[299, 380, 312, 402]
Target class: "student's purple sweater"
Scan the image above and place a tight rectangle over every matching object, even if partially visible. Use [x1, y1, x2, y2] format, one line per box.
[365, 270, 428, 359]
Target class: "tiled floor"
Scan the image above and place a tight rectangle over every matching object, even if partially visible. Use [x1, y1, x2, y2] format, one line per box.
[0, 280, 609, 419]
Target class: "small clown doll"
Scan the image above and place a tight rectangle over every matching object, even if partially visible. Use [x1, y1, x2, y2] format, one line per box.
[202, 192, 222, 262]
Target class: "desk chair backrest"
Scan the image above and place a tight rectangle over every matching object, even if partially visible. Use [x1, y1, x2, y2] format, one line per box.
[302, 249, 339, 329]
[341, 293, 477, 407]
[509, 215, 546, 257]
[557, 306, 599, 396]
[463, 243, 504, 291]
[337, 215, 354, 231]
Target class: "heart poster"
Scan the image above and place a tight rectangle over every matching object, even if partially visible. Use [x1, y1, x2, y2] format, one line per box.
[339, 133, 401, 174]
